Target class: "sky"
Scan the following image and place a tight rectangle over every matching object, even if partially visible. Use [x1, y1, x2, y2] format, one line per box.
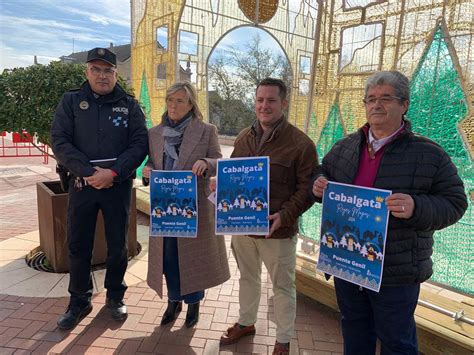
[0, 0, 131, 70]
[0, 0, 288, 72]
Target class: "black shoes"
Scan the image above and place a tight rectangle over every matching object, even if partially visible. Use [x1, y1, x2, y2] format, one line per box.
[57, 303, 93, 330]
[160, 300, 199, 327]
[57, 299, 126, 329]
[107, 298, 128, 321]
[161, 300, 182, 325]
[185, 302, 199, 328]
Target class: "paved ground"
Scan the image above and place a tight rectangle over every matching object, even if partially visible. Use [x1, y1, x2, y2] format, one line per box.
[0, 155, 343, 354]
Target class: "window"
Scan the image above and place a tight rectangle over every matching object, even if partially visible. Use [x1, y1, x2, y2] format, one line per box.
[156, 63, 166, 87]
[179, 30, 198, 55]
[299, 79, 310, 95]
[156, 25, 168, 51]
[339, 23, 382, 73]
[299, 56, 311, 75]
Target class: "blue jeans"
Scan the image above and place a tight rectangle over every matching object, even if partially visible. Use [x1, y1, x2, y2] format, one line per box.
[163, 237, 204, 304]
[334, 278, 420, 355]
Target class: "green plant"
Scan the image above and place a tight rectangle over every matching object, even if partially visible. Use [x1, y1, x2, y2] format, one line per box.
[0, 61, 132, 148]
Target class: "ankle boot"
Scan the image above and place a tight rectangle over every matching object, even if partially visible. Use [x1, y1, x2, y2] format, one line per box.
[161, 300, 182, 325]
[185, 302, 199, 328]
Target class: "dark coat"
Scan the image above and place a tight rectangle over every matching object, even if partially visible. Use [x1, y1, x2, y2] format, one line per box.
[232, 119, 318, 238]
[316, 121, 468, 285]
[51, 82, 148, 181]
[146, 118, 230, 296]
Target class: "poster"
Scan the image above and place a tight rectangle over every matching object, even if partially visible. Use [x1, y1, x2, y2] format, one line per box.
[317, 182, 391, 292]
[149, 170, 198, 238]
[215, 157, 269, 235]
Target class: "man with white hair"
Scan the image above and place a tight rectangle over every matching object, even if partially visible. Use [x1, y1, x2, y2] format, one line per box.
[312, 70, 467, 354]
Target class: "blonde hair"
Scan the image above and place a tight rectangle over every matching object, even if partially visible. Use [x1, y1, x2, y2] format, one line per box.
[162, 81, 203, 121]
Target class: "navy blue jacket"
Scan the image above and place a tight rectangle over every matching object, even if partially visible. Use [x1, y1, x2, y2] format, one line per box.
[316, 120, 467, 285]
[51, 82, 148, 182]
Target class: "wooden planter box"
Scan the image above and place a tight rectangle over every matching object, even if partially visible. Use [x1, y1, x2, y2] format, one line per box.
[36, 181, 137, 273]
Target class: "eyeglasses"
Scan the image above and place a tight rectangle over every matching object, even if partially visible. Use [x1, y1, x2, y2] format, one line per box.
[89, 66, 116, 76]
[363, 96, 402, 106]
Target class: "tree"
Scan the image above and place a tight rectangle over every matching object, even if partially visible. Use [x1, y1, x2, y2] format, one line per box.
[0, 61, 132, 148]
[208, 90, 254, 136]
[228, 34, 289, 88]
[208, 33, 291, 136]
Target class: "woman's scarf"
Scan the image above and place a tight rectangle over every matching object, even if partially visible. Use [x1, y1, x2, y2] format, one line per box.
[163, 111, 193, 170]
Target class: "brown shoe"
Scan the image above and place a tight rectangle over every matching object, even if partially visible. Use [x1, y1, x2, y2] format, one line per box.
[220, 322, 256, 345]
[272, 341, 290, 355]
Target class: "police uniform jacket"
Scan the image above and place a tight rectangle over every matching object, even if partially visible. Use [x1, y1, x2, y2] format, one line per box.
[51, 81, 148, 182]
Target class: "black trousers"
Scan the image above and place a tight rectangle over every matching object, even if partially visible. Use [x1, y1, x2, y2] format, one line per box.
[66, 179, 132, 306]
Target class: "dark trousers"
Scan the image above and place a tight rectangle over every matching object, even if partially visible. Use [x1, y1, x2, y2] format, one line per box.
[334, 278, 420, 355]
[163, 237, 204, 304]
[67, 179, 132, 307]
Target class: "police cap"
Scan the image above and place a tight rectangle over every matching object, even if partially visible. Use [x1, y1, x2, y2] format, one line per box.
[86, 47, 116, 66]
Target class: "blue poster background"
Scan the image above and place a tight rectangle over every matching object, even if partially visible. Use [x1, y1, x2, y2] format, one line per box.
[150, 170, 197, 238]
[317, 182, 391, 292]
[216, 157, 269, 235]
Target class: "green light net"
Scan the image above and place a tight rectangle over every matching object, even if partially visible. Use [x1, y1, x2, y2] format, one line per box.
[136, 72, 153, 179]
[407, 24, 473, 295]
[300, 103, 345, 241]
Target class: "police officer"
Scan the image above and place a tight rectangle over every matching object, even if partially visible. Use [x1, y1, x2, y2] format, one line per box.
[51, 47, 148, 330]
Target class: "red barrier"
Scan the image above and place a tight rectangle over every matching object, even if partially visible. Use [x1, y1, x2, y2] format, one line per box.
[0, 131, 49, 164]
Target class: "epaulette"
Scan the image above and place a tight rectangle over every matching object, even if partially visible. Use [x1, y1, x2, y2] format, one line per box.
[68, 88, 81, 92]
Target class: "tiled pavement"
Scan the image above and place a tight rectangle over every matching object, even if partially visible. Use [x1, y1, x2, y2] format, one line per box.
[0, 156, 343, 354]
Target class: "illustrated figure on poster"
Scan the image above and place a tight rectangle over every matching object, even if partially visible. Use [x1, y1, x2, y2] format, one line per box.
[221, 200, 229, 212]
[153, 207, 164, 218]
[168, 203, 179, 216]
[347, 236, 353, 251]
[254, 196, 266, 211]
[185, 207, 195, 218]
[366, 245, 376, 261]
[327, 234, 335, 248]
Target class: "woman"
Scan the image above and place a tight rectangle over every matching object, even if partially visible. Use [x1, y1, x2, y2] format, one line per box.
[143, 82, 230, 328]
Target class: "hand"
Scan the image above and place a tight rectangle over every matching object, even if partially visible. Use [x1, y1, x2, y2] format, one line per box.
[312, 176, 328, 198]
[142, 166, 151, 179]
[209, 177, 216, 192]
[192, 160, 208, 176]
[266, 212, 282, 239]
[84, 167, 114, 189]
[386, 193, 414, 219]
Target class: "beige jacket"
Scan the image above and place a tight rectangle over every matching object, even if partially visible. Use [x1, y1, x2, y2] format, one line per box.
[146, 118, 230, 296]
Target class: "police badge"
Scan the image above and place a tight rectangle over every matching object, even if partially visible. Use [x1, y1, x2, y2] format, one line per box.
[79, 101, 89, 110]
